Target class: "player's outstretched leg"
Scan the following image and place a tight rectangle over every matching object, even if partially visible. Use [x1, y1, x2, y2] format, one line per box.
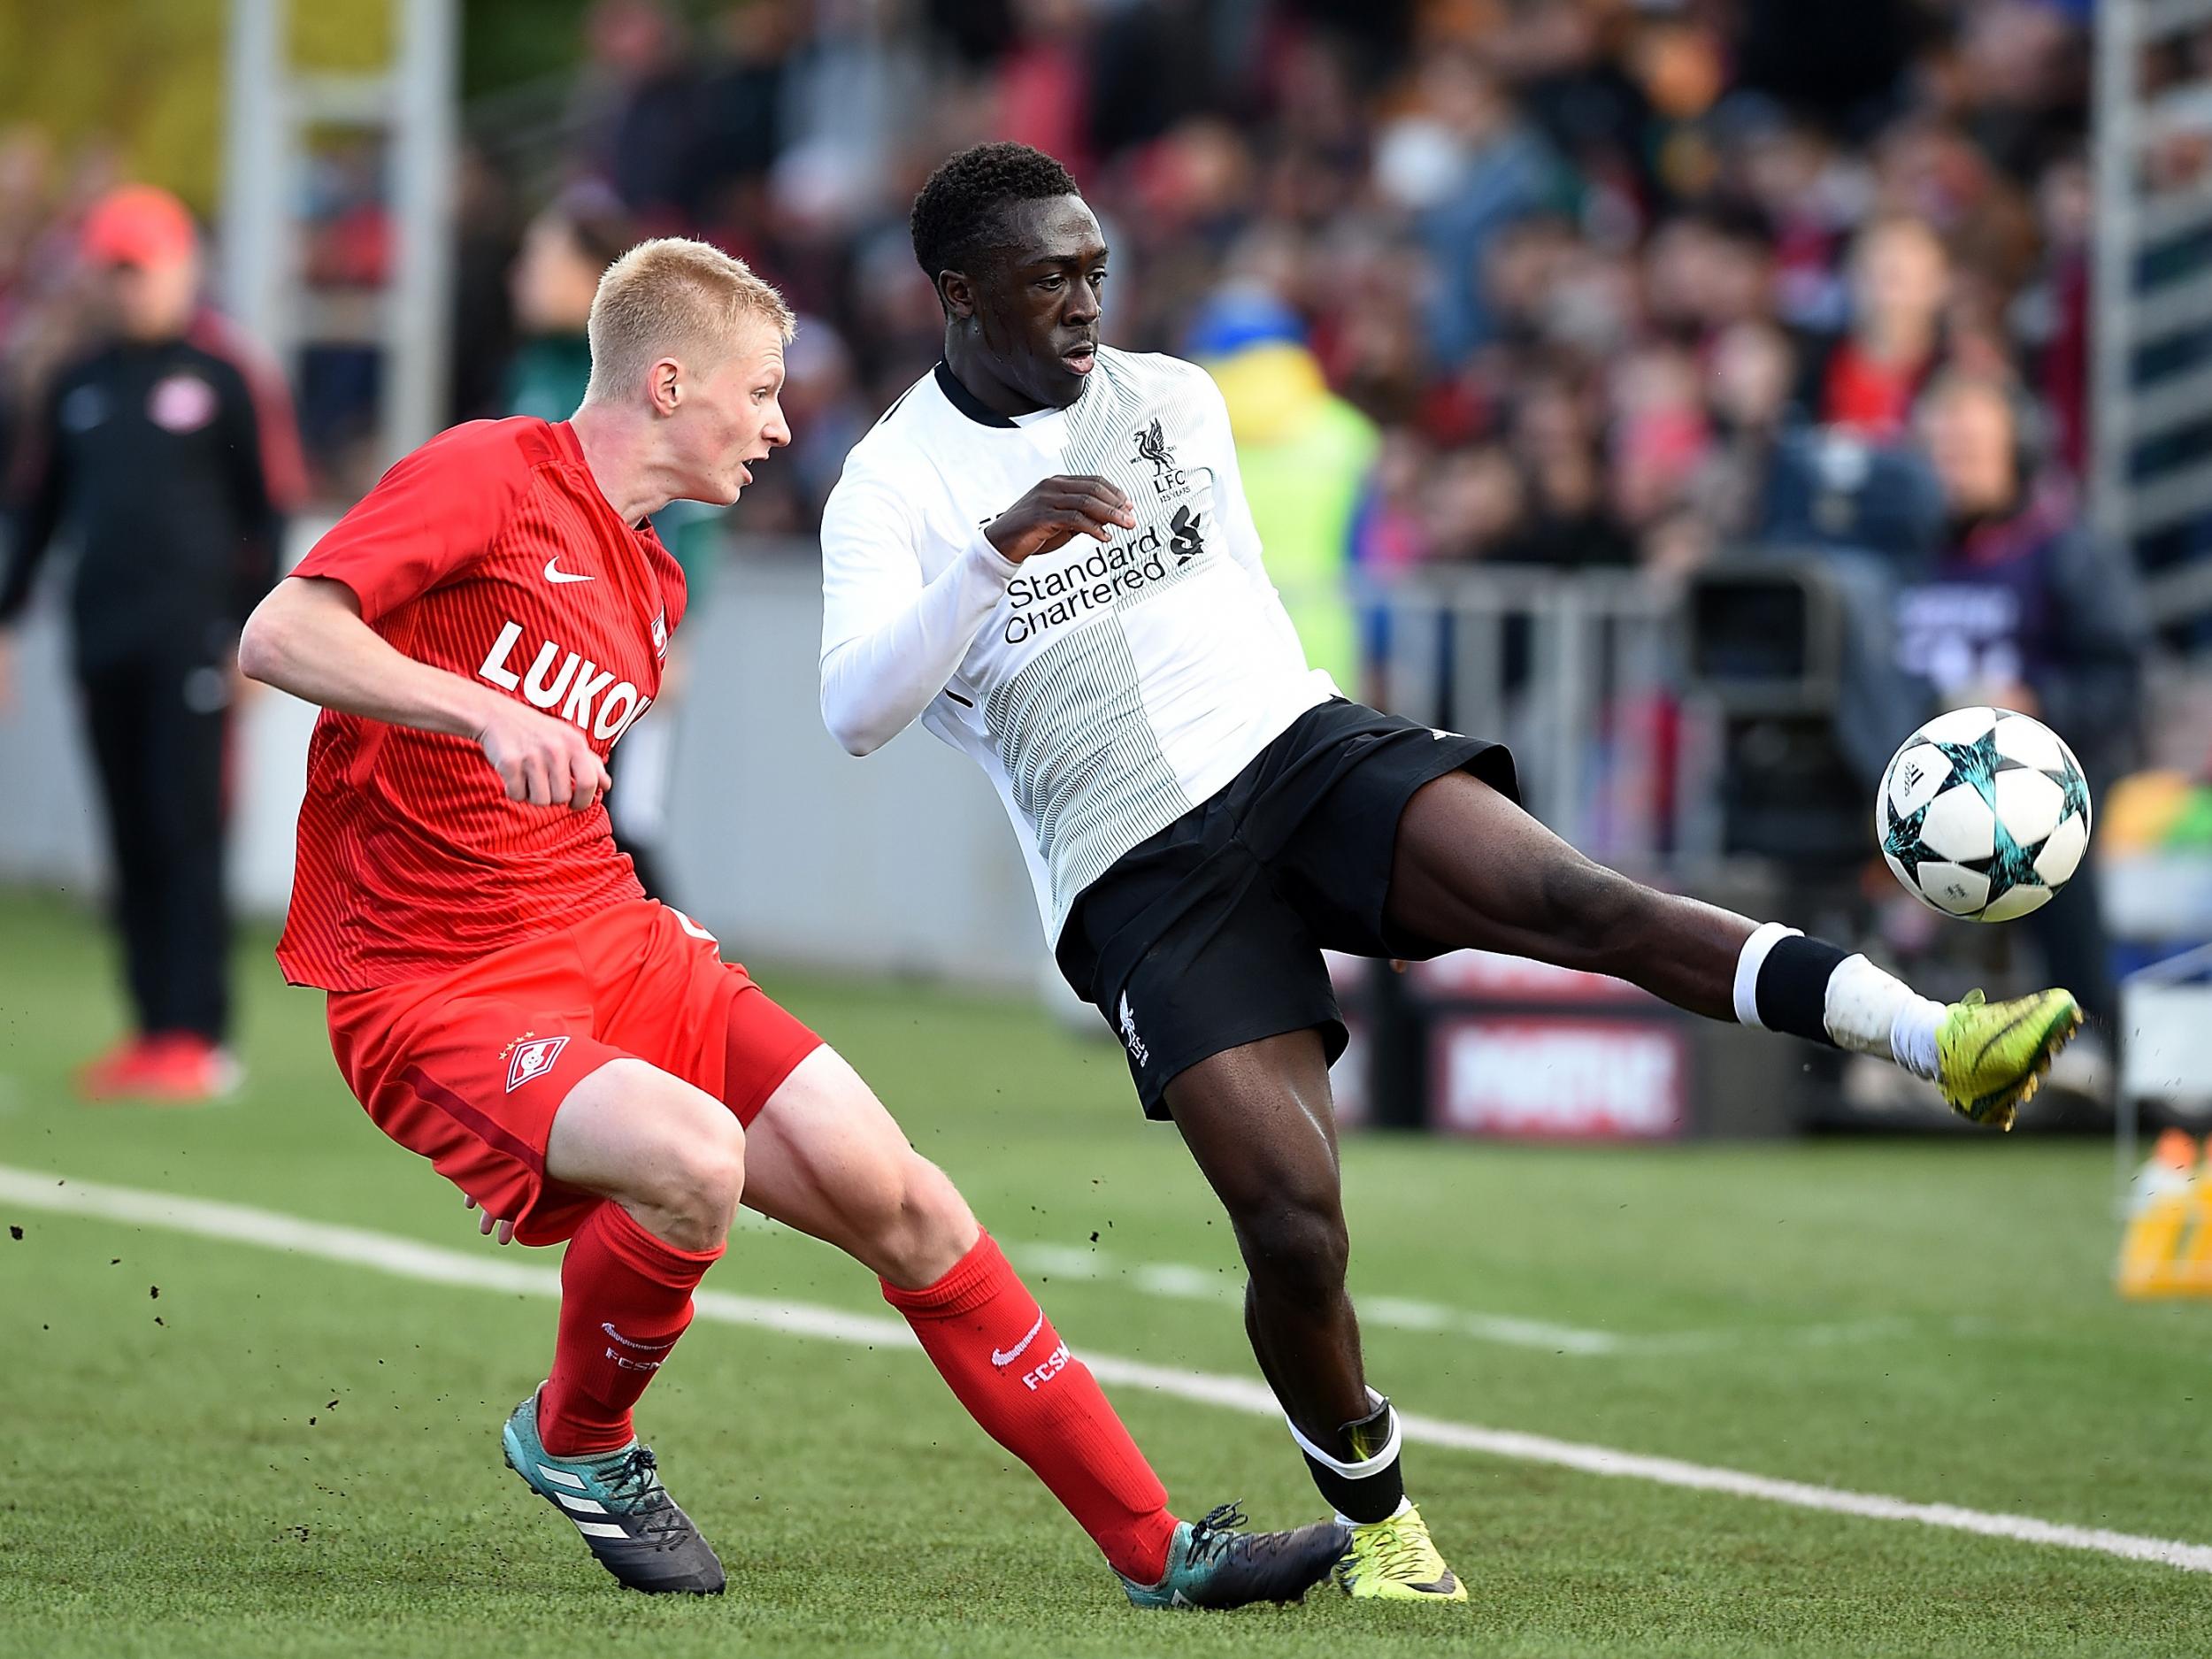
[736, 1046, 1349, 1608]
[503, 1059, 745, 1594]
[1387, 772, 2080, 1130]
[1165, 1033, 1464, 1603]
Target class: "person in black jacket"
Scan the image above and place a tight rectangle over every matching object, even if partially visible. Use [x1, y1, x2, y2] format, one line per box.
[0, 184, 303, 1101]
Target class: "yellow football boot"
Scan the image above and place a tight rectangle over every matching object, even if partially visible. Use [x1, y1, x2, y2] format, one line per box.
[1333, 1503, 1467, 1601]
[1936, 987, 2083, 1131]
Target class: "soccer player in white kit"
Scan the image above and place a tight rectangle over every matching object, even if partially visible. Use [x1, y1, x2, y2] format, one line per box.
[819, 143, 2083, 1601]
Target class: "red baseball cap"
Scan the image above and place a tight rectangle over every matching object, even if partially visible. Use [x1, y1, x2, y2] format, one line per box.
[81, 184, 197, 269]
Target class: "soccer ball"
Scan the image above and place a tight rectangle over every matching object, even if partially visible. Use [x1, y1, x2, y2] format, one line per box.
[1877, 707, 2092, 922]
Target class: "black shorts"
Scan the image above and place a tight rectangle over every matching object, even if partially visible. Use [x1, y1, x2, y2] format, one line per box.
[1055, 699, 1517, 1118]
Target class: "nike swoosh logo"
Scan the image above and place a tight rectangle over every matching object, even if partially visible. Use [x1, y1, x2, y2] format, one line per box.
[600, 1322, 680, 1353]
[544, 558, 594, 584]
[990, 1312, 1046, 1369]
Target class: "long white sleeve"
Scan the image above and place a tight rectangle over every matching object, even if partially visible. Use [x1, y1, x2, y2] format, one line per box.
[819, 488, 1018, 756]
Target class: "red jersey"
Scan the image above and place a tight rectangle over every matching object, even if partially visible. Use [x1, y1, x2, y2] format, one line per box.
[276, 417, 686, 991]
[1820, 340, 1933, 440]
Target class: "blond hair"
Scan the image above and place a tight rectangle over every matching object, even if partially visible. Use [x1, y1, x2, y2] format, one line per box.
[584, 237, 795, 403]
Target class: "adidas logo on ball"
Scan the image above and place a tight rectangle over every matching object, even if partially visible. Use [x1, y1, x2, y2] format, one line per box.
[1878, 707, 2093, 923]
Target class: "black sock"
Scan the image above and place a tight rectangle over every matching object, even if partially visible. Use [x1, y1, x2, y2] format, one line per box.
[1293, 1396, 1405, 1525]
[1750, 933, 1849, 1048]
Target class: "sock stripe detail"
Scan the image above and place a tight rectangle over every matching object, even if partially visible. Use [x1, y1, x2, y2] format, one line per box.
[1336, 1495, 1415, 1527]
[1286, 1388, 1401, 1477]
[1732, 923, 1800, 1029]
[1758, 934, 1851, 1048]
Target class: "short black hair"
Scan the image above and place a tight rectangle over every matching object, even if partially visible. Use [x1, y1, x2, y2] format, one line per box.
[910, 142, 1081, 289]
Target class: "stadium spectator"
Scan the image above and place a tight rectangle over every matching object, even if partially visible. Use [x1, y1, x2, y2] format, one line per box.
[0, 184, 303, 1101]
[570, 0, 702, 227]
[505, 188, 638, 424]
[1809, 214, 1952, 440]
[507, 0, 2132, 616]
[1900, 370, 2147, 1053]
[1377, 45, 1566, 368]
[1187, 288, 1378, 694]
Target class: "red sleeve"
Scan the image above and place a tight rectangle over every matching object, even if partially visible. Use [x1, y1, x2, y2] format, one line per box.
[292, 422, 533, 621]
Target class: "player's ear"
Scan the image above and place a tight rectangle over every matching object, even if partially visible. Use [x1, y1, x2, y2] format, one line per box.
[938, 269, 976, 322]
[649, 357, 683, 416]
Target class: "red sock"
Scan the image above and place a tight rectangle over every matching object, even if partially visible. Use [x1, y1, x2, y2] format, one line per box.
[883, 1231, 1177, 1584]
[540, 1201, 723, 1456]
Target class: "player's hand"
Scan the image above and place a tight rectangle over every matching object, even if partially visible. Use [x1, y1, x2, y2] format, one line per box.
[475, 695, 610, 810]
[986, 475, 1138, 564]
[465, 1194, 516, 1246]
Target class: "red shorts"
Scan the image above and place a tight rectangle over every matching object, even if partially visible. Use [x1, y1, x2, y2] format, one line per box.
[326, 899, 821, 1246]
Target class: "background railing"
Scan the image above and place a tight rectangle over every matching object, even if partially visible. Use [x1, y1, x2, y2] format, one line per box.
[2092, 0, 2212, 643]
[1365, 567, 1713, 871]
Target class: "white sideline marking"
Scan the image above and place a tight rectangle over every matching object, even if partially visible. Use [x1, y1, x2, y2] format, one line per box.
[1010, 1241, 1910, 1357]
[6, 1164, 2209, 1577]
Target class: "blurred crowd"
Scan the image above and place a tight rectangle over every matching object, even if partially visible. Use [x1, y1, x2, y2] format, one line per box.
[449, 0, 2160, 574]
[5, 0, 2202, 566]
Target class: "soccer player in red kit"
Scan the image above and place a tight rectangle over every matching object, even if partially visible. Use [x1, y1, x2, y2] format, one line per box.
[238, 239, 1344, 1606]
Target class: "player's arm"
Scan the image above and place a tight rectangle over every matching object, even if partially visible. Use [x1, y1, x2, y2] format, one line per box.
[239, 576, 609, 810]
[0, 374, 70, 625]
[210, 342, 306, 626]
[0, 375, 72, 711]
[818, 472, 1134, 756]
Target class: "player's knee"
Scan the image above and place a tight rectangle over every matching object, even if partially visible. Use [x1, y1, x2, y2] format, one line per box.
[654, 1115, 746, 1248]
[852, 1153, 977, 1288]
[1235, 1192, 1350, 1302]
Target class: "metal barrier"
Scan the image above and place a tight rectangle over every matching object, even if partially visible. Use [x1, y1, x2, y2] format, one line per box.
[1362, 566, 1710, 871]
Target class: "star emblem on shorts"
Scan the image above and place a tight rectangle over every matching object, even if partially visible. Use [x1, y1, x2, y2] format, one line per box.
[503, 1033, 569, 1093]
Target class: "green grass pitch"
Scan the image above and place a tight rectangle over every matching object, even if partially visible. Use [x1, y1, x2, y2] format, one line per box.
[3, 885, 2210, 1656]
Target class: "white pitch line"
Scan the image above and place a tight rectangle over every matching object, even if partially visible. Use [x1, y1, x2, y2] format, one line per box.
[6, 1164, 2209, 1578]
[1010, 1241, 1910, 1357]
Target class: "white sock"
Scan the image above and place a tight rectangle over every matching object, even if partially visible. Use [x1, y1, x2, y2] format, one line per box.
[1824, 954, 1945, 1079]
[1285, 1388, 1401, 1477]
[1335, 1494, 1414, 1529]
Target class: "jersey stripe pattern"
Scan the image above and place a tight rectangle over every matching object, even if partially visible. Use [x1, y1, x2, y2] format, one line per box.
[985, 602, 1188, 923]
[276, 418, 684, 991]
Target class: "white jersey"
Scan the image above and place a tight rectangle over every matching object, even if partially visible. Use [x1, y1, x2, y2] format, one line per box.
[819, 348, 1336, 941]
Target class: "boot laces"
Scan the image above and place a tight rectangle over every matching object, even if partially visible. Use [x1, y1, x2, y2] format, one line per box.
[1187, 1502, 1253, 1566]
[1358, 1512, 1434, 1581]
[602, 1446, 690, 1548]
